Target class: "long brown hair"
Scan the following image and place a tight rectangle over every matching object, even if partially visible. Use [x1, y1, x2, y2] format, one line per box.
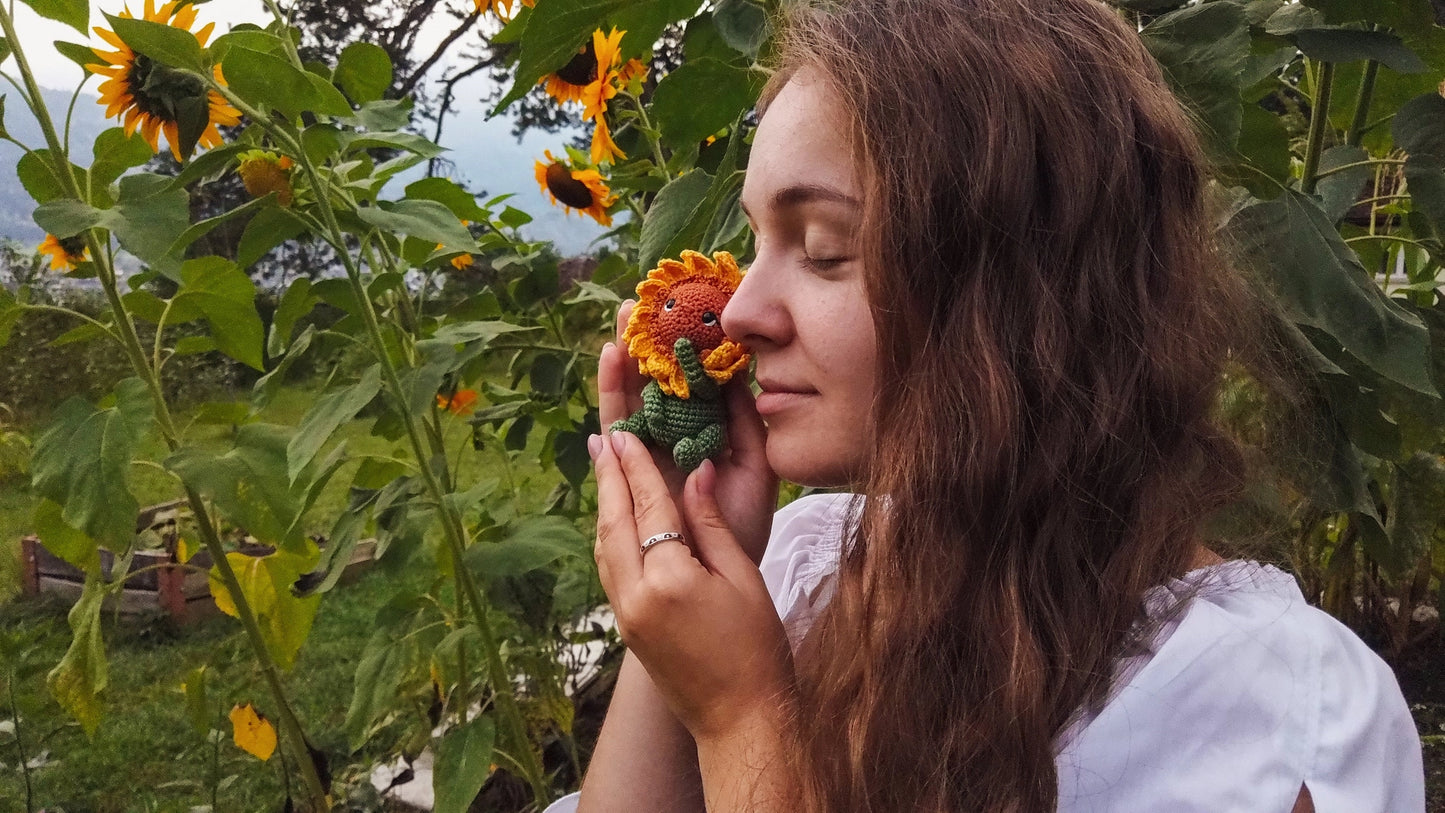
[768, 0, 1257, 809]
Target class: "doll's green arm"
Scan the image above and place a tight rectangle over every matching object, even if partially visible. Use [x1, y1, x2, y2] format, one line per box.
[674, 337, 720, 399]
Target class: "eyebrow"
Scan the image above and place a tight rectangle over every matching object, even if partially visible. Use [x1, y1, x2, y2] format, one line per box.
[740, 183, 861, 218]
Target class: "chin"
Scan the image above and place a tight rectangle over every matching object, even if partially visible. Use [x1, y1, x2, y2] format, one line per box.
[764, 435, 859, 490]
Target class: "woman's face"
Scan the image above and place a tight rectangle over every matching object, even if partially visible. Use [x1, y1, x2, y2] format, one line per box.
[724, 71, 878, 488]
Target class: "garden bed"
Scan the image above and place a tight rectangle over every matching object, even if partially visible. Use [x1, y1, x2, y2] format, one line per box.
[20, 499, 377, 623]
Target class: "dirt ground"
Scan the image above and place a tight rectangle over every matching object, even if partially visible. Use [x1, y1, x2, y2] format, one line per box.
[1395, 636, 1445, 811]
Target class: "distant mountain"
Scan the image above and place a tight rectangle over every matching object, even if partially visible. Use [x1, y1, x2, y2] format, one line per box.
[0, 84, 611, 257]
[0, 87, 112, 247]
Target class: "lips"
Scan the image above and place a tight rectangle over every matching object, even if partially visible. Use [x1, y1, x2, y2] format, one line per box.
[754, 376, 816, 416]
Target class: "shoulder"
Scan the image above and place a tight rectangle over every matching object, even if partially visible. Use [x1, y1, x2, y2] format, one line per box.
[758, 493, 854, 647]
[1057, 561, 1424, 813]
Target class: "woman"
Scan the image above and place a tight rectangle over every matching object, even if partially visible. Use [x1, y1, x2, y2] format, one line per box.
[554, 0, 1425, 809]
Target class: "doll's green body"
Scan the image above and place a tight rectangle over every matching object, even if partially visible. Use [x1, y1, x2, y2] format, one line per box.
[611, 337, 726, 471]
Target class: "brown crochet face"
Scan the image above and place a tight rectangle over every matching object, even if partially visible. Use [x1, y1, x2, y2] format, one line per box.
[652, 280, 730, 358]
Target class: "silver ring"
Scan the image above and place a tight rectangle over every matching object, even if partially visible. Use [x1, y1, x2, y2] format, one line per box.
[640, 531, 685, 555]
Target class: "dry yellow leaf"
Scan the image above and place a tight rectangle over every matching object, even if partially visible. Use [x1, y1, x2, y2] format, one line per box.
[229, 703, 277, 761]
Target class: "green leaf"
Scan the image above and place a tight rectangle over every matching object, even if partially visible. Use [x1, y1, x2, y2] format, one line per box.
[89, 128, 154, 189]
[405, 177, 489, 222]
[494, 0, 630, 114]
[610, 0, 702, 55]
[1315, 145, 1370, 223]
[0, 39, 11, 69]
[52, 40, 98, 70]
[172, 257, 265, 370]
[113, 173, 190, 279]
[344, 628, 413, 751]
[33, 498, 100, 572]
[288, 365, 380, 485]
[47, 574, 106, 735]
[639, 169, 713, 271]
[105, 13, 205, 71]
[335, 41, 392, 104]
[30, 379, 152, 548]
[19, 0, 87, 36]
[465, 516, 587, 578]
[208, 549, 320, 670]
[269, 278, 318, 357]
[253, 326, 314, 410]
[237, 206, 308, 269]
[712, 0, 769, 58]
[168, 194, 273, 258]
[167, 424, 304, 551]
[1293, 29, 1426, 73]
[1393, 93, 1445, 241]
[1140, 1, 1251, 155]
[17, 150, 70, 205]
[357, 199, 476, 253]
[650, 58, 760, 149]
[182, 666, 210, 735]
[1381, 451, 1445, 575]
[1228, 190, 1439, 397]
[33, 198, 104, 238]
[222, 43, 344, 120]
[345, 131, 445, 159]
[432, 715, 496, 813]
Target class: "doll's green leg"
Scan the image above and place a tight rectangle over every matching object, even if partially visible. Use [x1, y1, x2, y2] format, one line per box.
[609, 410, 652, 442]
[672, 422, 724, 472]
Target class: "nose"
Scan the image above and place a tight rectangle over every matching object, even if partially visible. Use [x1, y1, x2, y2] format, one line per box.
[722, 248, 791, 348]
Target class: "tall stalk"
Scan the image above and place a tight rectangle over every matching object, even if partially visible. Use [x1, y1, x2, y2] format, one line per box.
[0, 8, 330, 809]
[1301, 59, 1336, 195]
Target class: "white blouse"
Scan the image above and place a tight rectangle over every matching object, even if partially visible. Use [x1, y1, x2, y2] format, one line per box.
[546, 493, 1425, 812]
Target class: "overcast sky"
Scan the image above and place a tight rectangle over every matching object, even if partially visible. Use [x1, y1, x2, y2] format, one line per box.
[10, 0, 608, 254]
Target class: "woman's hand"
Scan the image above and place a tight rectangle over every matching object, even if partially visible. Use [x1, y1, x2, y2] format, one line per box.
[590, 429, 794, 742]
[599, 300, 778, 562]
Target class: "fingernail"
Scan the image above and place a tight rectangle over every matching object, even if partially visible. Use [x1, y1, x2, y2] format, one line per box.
[696, 458, 716, 495]
[611, 431, 629, 454]
[603, 341, 616, 355]
[587, 434, 603, 461]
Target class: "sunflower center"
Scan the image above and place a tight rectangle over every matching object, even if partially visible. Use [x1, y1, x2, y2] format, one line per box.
[555, 42, 599, 86]
[58, 234, 88, 259]
[654, 281, 730, 356]
[128, 54, 209, 122]
[545, 163, 598, 209]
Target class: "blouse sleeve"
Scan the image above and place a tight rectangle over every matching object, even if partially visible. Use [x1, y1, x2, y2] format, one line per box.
[1056, 564, 1423, 813]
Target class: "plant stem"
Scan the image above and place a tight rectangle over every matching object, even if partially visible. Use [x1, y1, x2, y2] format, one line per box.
[626, 91, 668, 169]
[1314, 157, 1406, 180]
[1301, 60, 1336, 196]
[213, 80, 551, 806]
[0, 10, 330, 808]
[8, 672, 33, 813]
[1346, 59, 1379, 148]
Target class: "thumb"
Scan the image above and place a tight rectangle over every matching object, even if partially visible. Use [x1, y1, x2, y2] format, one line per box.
[682, 459, 753, 573]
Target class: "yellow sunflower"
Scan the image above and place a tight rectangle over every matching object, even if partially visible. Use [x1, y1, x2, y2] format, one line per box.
[578, 28, 632, 165]
[435, 220, 475, 269]
[88, 0, 242, 161]
[474, 0, 533, 21]
[542, 36, 647, 109]
[38, 233, 89, 272]
[623, 250, 750, 398]
[236, 150, 295, 206]
[534, 150, 616, 226]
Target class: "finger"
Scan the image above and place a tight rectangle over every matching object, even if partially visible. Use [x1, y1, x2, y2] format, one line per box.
[615, 300, 647, 414]
[722, 378, 769, 468]
[611, 431, 698, 569]
[682, 459, 754, 574]
[591, 432, 642, 594]
[598, 342, 629, 428]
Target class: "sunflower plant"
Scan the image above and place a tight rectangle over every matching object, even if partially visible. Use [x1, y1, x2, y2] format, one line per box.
[0, 0, 773, 809]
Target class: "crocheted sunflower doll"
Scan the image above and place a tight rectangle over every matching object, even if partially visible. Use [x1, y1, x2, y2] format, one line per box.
[611, 250, 751, 471]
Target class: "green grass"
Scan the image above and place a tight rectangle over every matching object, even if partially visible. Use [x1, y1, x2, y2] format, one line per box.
[0, 566, 430, 812]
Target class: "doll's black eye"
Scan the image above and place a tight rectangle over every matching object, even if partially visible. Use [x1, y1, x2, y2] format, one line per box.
[701, 311, 717, 326]
[664, 298, 676, 311]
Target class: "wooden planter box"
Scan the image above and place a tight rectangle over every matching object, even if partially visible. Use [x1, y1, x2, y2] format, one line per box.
[20, 500, 377, 623]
